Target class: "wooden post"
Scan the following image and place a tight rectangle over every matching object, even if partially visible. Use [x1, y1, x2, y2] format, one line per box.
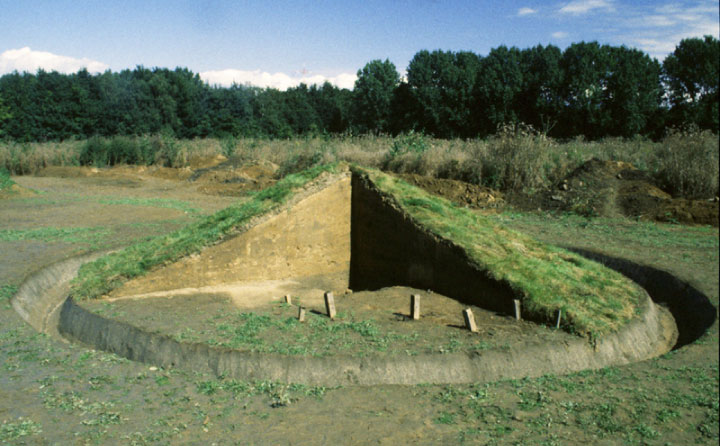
[284, 294, 292, 305]
[411, 294, 420, 320]
[297, 306, 306, 322]
[463, 308, 478, 332]
[555, 309, 562, 329]
[514, 299, 521, 321]
[324, 291, 336, 319]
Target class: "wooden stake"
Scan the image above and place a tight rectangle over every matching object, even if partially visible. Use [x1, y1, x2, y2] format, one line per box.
[411, 294, 420, 320]
[324, 291, 336, 319]
[284, 294, 292, 305]
[463, 308, 478, 332]
[297, 306, 306, 322]
[555, 309, 562, 329]
[514, 299, 521, 321]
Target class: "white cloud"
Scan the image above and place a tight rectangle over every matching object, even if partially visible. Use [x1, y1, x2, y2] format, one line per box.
[0, 47, 109, 75]
[552, 31, 570, 38]
[559, 0, 615, 15]
[624, 1, 720, 60]
[517, 7, 537, 16]
[199, 69, 357, 90]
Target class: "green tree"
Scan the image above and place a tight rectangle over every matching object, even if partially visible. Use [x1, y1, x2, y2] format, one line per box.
[308, 82, 352, 134]
[557, 42, 613, 138]
[406, 50, 480, 137]
[663, 35, 719, 131]
[352, 59, 400, 134]
[517, 44, 563, 134]
[473, 46, 524, 136]
[603, 46, 662, 137]
[0, 93, 11, 138]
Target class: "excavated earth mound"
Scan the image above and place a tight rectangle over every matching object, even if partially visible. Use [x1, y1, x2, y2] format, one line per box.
[398, 173, 504, 209]
[535, 159, 718, 226]
[12, 164, 693, 385]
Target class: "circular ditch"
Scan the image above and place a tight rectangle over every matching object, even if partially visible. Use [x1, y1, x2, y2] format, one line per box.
[11, 249, 713, 386]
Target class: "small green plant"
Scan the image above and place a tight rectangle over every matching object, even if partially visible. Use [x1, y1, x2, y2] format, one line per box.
[220, 136, 237, 157]
[0, 284, 17, 301]
[389, 131, 430, 157]
[435, 411, 456, 424]
[0, 418, 42, 442]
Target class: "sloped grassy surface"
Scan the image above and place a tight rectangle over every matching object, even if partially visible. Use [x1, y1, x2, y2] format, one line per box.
[70, 164, 338, 301]
[358, 166, 645, 339]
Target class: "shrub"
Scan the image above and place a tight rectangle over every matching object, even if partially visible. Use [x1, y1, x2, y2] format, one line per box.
[79, 136, 155, 167]
[483, 123, 553, 192]
[656, 128, 719, 198]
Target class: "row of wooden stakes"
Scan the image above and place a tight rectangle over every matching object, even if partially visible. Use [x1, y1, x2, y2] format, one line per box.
[283, 293, 562, 331]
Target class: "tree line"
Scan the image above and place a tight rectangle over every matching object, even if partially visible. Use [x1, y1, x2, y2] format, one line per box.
[0, 36, 716, 142]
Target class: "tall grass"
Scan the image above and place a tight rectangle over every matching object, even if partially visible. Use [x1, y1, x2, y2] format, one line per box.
[2, 129, 717, 198]
[655, 128, 719, 198]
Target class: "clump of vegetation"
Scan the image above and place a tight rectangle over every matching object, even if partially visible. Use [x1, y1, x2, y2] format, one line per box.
[0, 167, 14, 190]
[70, 163, 338, 300]
[483, 123, 554, 192]
[359, 166, 645, 338]
[656, 128, 719, 198]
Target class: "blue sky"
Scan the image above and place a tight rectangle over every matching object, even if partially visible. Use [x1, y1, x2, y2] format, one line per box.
[0, 0, 717, 89]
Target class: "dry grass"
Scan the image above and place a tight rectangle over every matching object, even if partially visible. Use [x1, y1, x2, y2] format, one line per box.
[655, 128, 719, 198]
[2, 131, 717, 199]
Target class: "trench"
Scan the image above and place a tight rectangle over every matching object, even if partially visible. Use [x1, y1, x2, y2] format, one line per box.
[10, 171, 716, 384]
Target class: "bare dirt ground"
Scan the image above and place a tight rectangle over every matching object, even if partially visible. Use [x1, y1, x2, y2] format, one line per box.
[83, 281, 574, 358]
[0, 164, 717, 445]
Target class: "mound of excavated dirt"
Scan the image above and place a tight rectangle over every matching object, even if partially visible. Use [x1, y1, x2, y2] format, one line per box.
[191, 160, 278, 197]
[521, 159, 718, 226]
[398, 174, 504, 209]
[0, 182, 36, 199]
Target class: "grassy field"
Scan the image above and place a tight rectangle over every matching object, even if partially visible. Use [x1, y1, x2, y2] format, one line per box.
[0, 157, 717, 445]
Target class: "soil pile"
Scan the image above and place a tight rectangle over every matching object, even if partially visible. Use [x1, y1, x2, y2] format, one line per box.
[519, 159, 718, 226]
[190, 159, 278, 197]
[398, 173, 504, 209]
[0, 182, 36, 199]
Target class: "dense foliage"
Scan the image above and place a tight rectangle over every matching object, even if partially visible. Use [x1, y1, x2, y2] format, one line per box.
[0, 37, 717, 142]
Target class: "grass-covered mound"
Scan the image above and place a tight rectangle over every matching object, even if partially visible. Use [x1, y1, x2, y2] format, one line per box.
[70, 163, 339, 301]
[358, 166, 645, 339]
[71, 162, 645, 340]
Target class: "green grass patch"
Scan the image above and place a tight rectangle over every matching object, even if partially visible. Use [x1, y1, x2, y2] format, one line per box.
[356, 166, 645, 339]
[0, 168, 14, 190]
[0, 284, 17, 301]
[0, 226, 112, 244]
[70, 163, 337, 300]
[495, 211, 719, 252]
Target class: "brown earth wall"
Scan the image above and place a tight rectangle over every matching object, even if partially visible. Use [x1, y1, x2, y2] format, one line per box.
[349, 172, 517, 314]
[111, 176, 352, 297]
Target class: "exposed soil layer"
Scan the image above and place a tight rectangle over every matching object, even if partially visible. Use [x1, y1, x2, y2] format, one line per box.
[190, 159, 278, 197]
[110, 173, 351, 297]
